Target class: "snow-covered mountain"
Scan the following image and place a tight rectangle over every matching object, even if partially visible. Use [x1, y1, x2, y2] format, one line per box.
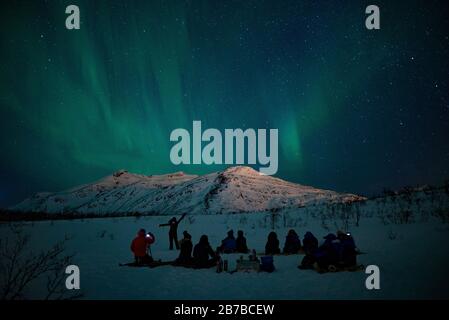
[10, 166, 365, 215]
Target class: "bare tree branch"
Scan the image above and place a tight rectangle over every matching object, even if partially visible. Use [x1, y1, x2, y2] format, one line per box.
[0, 225, 81, 300]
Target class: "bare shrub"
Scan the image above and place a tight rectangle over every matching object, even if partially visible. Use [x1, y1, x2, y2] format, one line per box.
[269, 208, 281, 230]
[382, 210, 414, 225]
[321, 216, 330, 231]
[354, 204, 361, 226]
[0, 226, 80, 300]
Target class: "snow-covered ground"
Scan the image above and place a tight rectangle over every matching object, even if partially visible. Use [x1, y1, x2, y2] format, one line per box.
[2, 204, 449, 300]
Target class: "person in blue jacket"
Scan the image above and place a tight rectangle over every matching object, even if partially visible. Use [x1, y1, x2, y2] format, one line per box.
[313, 233, 341, 272]
[219, 230, 237, 253]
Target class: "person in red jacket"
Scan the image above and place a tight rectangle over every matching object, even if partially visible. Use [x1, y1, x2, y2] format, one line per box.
[130, 228, 155, 265]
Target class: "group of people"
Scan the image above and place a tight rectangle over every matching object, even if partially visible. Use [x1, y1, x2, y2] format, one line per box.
[264, 229, 303, 255]
[297, 230, 359, 272]
[260, 229, 358, 272]
[130, 228, 220, 269]
[217, 229, 249, 254]
[130, 214, 359, 272]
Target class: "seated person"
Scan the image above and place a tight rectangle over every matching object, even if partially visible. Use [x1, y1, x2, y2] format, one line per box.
[265, 231, 281, 255]
[193, 235, 218, 268]
[130, 228, 155, 265]
[236, 230, 249, 253]
[337, 230, 357, 268]
[298, 231, 319, 269]
[219, 230, 237, 253]
[313, 233, 341, 272]
[302, 231, 318, 255]
[175, 231, 193, 266]
[283, 229, 302, 254]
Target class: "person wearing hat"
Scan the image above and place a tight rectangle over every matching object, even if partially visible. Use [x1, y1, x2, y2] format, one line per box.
[175, 231, 194, 266]
[130, 228, 155, 265]
[313, 233, 341, 272]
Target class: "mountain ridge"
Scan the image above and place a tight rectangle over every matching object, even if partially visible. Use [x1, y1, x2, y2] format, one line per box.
[10, 166, 365, 215]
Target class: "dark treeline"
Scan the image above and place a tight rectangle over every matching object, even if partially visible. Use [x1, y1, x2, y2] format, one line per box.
[371, 180, 449, 200]
[0, 210, 159, 222]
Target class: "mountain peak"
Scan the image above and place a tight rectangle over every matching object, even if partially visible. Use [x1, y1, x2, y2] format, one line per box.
[112, 169, 129, 177]
[222, 166, 261, 175]
[10, 166, 365, 215]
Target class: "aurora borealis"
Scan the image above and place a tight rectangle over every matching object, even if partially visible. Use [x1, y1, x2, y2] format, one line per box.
[0, 0, 448, 206]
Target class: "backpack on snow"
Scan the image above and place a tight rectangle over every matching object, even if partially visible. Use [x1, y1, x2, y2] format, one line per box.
[260, 256, 275, 273]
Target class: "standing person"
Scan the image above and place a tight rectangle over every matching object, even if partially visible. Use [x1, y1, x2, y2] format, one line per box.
[159, 213, 186, 250]
[265, 231, 281, 255]
[130, 228, 155, 265]
[236, 230, 249, 253]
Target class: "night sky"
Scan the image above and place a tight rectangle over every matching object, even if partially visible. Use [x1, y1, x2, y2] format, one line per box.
[1, 0, 448, 207]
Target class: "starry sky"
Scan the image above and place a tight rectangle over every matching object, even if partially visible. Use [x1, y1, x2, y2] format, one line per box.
[1, 0, 448, 207]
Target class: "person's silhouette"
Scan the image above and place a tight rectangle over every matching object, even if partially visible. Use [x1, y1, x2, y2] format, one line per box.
[159, 213, 187, 250]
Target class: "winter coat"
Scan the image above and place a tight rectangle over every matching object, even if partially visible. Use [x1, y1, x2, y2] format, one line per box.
[338, 235, 357, 267]
[130, 230, 151, 257]
[177, 238, 193, 263]
[283, 233, 302, 254]
[314, 238, 340, 267]
[302, 232, 318, 255]
[221, 236, 237, 252]
[160, 213, 186, 235]
[193, 237, 216, 267]
[265, 233, 281, 255]
[168, 218, 179, 235]
[236, 235, 248, 253]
